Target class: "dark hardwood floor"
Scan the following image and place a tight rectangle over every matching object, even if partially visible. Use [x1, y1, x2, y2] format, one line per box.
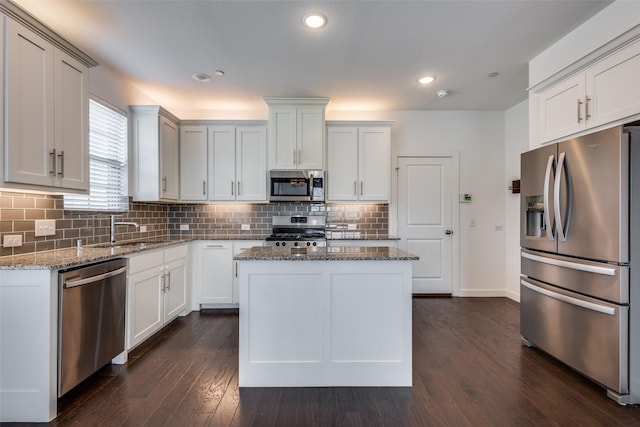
[8, 298, 640, 426]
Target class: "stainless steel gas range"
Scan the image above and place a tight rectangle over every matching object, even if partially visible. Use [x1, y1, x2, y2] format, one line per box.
[264, 215, 326, 247]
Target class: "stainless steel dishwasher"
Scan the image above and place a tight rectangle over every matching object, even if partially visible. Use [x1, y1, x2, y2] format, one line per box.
[58, 258, 127, 397]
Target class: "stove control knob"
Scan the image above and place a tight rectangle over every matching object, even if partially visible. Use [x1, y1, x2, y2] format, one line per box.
[275, 242, 280, 247]
[282, 242, 287, 247]
[312, 242, 317, 246]
[294, 242, 299, 247]
[306, 242, 311, 247]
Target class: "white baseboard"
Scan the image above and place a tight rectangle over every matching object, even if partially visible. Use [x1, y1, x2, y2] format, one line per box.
[456, 289, 508, 297]
[505, 288, 520, 302]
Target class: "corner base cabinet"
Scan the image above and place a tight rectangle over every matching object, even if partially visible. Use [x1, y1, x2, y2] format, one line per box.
[126, 244, 188, 350]
[191, 240, 263, 308]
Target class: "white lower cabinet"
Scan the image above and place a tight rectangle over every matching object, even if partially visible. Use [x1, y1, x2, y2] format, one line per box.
[192, 240, 263, 308]
[126, 244, 188, 350]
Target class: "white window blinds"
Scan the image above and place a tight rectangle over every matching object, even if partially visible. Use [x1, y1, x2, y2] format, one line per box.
[64, 99, 129, 212]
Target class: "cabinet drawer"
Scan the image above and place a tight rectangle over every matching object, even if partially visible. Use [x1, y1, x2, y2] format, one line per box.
[127, 249, 164, 274]
[164, 244, 188, 263]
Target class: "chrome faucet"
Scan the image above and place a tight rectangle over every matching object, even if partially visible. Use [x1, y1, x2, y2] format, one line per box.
[110, 215, 140, 244]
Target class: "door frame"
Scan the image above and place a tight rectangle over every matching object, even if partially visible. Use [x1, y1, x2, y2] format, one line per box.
[390, 153, 460, 296]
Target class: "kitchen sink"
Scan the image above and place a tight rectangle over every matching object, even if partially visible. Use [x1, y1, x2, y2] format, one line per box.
[92, 240, 169, 249]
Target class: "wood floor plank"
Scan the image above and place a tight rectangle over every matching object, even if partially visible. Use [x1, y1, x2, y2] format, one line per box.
[37, 298, 640, 427]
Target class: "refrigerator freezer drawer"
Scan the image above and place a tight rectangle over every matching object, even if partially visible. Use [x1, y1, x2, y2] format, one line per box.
[520, 277, 629, 394]
[521, 249, 629, 304]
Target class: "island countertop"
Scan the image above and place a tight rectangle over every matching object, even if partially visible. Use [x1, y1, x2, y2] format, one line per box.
[234, 246, 418, 261]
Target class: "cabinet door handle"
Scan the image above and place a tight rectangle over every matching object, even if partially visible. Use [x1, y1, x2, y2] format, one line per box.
[231, 181, 235, 195]
[353, 181, 357, 196]
[206, 245, 225, 248]
[585, 96, 591, 120]
[161, 271, 166, 293]
[237, 181, 241, 196]
[58, 151, 64, 177]
[49, 148, 57, 176]
[167, 271, 171, 291]
[293, 149, 297, 165]
[203, 180, 206, 195]
[235, 261, 238, 278]
[360, 181, 363, 196]
[577, 99, 583, 123]
[162, 177, 167, 192]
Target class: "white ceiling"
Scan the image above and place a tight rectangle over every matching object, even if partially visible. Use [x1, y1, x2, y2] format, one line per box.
[14, 0, 612, 118]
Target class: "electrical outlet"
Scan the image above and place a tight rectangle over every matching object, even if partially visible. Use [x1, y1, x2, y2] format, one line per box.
[139, 225, 147, 232]
[347, 223, 357, 230]
[469, 218, 477, 227]
[495, 225, 503, 231]
[3, 234, 22, 247]
[180, 224, 189, 231]
[241, 224, 251, 231]
[35, 220, 56, 237]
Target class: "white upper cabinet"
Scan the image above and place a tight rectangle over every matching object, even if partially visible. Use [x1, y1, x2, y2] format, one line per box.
[3, 16, 92, 192]
[209, 124, 267, 202]
[327, 122, 392, 202]
[535, 74, 586, 144]
[532, 37, 640, 145]
[180, 123, 267, 202]
[265, 97, 329, 170]
[130, 106, 180, 202]
[180, 125, 208, 201]
[585, 38, 640, 129]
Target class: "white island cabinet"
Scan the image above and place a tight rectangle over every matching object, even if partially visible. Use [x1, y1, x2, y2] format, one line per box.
[235, 246, 416, 387]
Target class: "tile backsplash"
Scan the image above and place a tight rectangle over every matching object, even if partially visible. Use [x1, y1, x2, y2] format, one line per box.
[0, 190, 388, 257]
[0, 191, 168, 257]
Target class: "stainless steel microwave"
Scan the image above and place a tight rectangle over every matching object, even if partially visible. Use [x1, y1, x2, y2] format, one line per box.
[269, 170, 325, 202]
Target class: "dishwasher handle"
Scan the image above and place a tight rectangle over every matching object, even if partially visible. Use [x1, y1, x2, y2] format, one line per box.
[64, 266, 127, 288]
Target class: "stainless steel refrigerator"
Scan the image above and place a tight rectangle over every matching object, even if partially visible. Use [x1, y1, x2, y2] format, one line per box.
[520, 124, 640, 405]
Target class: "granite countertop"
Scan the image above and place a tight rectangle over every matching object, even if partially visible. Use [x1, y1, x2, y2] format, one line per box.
[0, 233, 405, 269]
[234, 246, 418, 261]
[326, 233, 399, 240]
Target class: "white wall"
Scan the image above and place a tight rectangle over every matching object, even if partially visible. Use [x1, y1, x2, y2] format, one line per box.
[89, 64, 156, 111]
[529, 1, 640, 87]
[504, 101, 529, 301]
[329, 110, 507, 296]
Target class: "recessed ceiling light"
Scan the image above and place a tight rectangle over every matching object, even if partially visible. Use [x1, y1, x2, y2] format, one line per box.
[303, 12, 327, 29]
[488, 72, 499, 78]
[418, 76, 436, 85]
[436, 89, 449, 98]
[214, 70, 225, 77]
[192, 73, 212, 82]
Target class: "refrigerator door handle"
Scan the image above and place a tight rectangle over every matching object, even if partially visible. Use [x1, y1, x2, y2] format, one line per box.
[521, 280, 616, 316]
[554, 151, 571, 242]
[521, 251, 617, 276]
[543, 154, 555, 241]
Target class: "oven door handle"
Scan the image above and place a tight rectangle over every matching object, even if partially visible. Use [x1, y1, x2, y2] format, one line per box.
[64, 266, 127, 288]
[521, 279, 616, 316]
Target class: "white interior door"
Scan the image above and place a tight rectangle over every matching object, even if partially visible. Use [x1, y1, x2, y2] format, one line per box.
[397, 157, 453, 294]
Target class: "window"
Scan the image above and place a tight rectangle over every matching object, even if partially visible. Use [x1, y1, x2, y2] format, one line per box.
[64, 99, 129, 212]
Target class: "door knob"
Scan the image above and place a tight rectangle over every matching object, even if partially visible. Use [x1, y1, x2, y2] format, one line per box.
[445, 229, 453, 235]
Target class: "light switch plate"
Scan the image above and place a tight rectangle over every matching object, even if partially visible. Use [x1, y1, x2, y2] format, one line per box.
[241, 224, 251, 231]
[35, 220, 56, 237]
[347, 223, 357, 230]
[180, 224, 189, 231]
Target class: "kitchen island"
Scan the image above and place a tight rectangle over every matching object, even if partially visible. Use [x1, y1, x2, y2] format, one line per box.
[234, 246, 417, 387]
